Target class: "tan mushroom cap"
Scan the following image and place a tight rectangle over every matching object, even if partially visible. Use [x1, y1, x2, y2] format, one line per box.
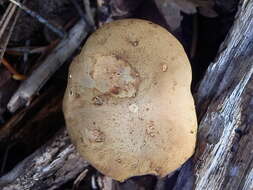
[63, 19, 197, 182]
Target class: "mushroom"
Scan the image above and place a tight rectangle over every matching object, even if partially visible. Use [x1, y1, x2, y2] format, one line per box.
[63, 19, 197, 182]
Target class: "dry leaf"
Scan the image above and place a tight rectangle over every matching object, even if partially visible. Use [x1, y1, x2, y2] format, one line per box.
[155, 0, 217, 31]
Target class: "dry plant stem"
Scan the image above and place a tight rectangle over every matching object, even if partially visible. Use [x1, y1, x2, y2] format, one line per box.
[0, 1, 24, 119]
[0, 3, 18, 63]
[0, 4, 16, 37]
[23, 40, 30, 66]
[73, 169, 89, 189]
[91, 175, 98, 189]
[1, 58, 26, 80]
[0, 129, 89, 190]
[8, 0, 66, 38]
[1, 58, 20, 76]
[0, 4, 14, 27]
[70, 0, 86, 20]
[83, 0, 95, 27]
[12, 74, 27, 80]
[7, 20, 89, 113]
[97, 176, 113, 190]
[6, 46, 48, 55]
[70, 0, 93, 30]
[174, 0, 253, 189]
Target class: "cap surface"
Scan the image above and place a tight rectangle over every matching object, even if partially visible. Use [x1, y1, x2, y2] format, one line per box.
[63, 19, 197, 181]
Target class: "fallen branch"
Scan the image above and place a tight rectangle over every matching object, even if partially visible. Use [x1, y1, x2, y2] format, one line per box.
[7, 20, 89, 113]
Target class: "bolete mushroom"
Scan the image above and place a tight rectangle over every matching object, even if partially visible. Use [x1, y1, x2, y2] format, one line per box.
[63, 19, 197, 182]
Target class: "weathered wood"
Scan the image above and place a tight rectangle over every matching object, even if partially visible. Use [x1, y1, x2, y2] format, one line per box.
[0, 129, 88, 190]
[7, 20, 89, 113]
[174, 0, 253, 189]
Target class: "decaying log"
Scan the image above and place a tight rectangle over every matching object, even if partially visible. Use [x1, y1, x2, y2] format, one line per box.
[174, 0, 253, 189]
[1, 0, 253, 189]
[0, 129, 88, 190]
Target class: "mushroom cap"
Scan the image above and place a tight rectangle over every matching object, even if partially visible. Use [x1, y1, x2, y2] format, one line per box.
[63, 19, 197, 182]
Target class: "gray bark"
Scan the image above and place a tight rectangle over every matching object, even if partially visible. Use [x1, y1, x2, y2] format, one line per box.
[174, 0, 253, 189]
[7, 20, 89, 113]
[0, 129, 88, 190]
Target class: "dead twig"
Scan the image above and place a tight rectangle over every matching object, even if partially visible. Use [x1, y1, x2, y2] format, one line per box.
[0, 2, 19, 64]
[72, 169, 89, 190]
[8, 0, 66, 38]
[22, 40, 30, 74]
[1, 58, 27, 80]
[91, 175, 98, 189]
[7, 20, 90, 113]
[83, 0, 95, 27]
[70, 0, 93, 30]
[6, 46, 48, 55]
[97, 176, 113, 190]
[0, 3, 16, 38]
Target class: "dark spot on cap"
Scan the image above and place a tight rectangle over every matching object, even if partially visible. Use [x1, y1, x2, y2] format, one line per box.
[91, 129, 105, 143]
[92, 96, 103, 105]
[89, 70, 94, 79]
[110, 86, 121, 95]
[132, 40, 139, 47]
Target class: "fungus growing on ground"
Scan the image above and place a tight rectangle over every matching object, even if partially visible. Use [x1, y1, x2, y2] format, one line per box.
[63, 19, 197, 182]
